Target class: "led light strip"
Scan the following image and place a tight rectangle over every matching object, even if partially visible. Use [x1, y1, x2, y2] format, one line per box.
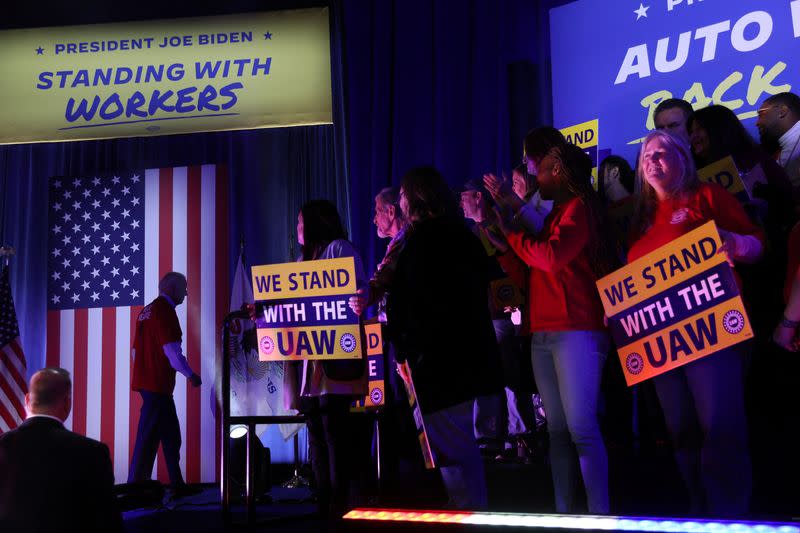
[343, 509, 800, 533]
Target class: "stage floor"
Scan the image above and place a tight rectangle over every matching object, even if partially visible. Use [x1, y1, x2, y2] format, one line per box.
[121, 442, 799, 532]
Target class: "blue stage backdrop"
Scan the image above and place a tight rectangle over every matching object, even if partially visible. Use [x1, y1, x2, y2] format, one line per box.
[550, 0, 800, 163]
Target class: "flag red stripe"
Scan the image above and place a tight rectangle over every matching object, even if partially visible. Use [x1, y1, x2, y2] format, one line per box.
[186, 165, 202, 483]
[159, 167, 174, 280]
[129, 305, 143, 472]
[0, 344, 26, 420]
[100, 307, 116, 458]
[214, 165, 229, 480]
[156, 441, 169, 482]
[72, 308, 88, 435]
[1, 345, 27, 393]
[46, 311, 60, 368]
[0, 371, 25, 419]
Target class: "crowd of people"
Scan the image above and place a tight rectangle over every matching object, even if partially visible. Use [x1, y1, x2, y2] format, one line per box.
[287, 92, 800, 521]
[4, 91, 800, 531]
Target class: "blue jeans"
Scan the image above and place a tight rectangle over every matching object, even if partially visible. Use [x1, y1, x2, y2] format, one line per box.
[532, 330, 609, 514]
[474, 319, 535, 443]
[424, 400, 488, 509]
[652, 342, 751, 517]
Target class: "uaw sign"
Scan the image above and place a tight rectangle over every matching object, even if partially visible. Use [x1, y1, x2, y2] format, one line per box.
[251, 257, 362, 361]
[596, 221, 753, 386]
[697, 156, 749, 202]
[352, 321, 385, 411]
[561, 119, 599, 187]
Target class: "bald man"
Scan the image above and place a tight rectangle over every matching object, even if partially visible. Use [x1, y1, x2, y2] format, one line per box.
[128, 272, 201, 496]
[0, 368, 122, 533]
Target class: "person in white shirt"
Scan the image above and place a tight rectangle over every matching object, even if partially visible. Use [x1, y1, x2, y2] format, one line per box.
[756, 92, 800, 188]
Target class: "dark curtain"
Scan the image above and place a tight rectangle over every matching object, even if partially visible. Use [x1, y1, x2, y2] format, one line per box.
[337, 0, 562, 283]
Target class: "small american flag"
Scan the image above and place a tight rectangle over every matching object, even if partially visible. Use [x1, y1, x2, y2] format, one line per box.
[46, 166, 229, 483]
[0, 265, 27, 433]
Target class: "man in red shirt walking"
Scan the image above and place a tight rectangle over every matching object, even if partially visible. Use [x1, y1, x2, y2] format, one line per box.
[128, 272, 201, 495]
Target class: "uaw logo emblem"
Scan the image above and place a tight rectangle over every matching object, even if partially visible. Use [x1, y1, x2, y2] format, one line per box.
[369, 387, 383, 405]
[259, 335, 275, 356]
[497, 283, 515, 303]
[625, 352, 644, 375]
[722, 310, 745, 334]
[340, 333, 357, 353]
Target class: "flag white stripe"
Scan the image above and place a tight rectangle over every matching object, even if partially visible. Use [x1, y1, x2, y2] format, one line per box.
[0, 417, 11, 433]
[144, 168, 160, 479]
[2, 340, 26, 375]
[200, 164, 217, 481]
[59, 310, 75, 431]
[114, 306, 131, 483]
[0, 387, 24, 426]
[172, 166, 189, 477]
[85, 308, 103, 441]
[144, 169, 160, 304]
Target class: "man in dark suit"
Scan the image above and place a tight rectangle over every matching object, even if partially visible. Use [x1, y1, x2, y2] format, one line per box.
[0, 367, 122, 533]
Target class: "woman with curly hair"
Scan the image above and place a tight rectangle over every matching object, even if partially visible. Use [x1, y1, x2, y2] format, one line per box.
[496, 142, 617, 514]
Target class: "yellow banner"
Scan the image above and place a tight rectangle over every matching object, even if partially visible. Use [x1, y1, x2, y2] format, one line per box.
[251, 257, 356, 301]
[560, 119, 599, 188]
[697, 156, 748, 200]
[596, 221, 753, 385]
[0, 9, 332, 144]
[401, 361, 436, 469]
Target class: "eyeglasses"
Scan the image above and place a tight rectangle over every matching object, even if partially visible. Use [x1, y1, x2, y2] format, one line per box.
[757, 106, 775, 116]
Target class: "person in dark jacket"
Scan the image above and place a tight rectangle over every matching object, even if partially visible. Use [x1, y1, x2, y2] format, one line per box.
[387, 166, 502, 509]
[0, 368, 122, 533]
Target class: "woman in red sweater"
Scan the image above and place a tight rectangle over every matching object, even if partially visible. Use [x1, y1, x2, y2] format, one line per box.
[498, 142, 616, 514]
[629, 130, 764, 517]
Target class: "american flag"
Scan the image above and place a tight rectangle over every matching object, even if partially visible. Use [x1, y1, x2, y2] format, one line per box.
[46, 166, 229, 483]
[0, 265, 27, 433]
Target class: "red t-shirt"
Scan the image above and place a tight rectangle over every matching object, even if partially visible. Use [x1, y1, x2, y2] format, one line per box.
[628, 183, 765, 280]
[131, 296, 182, 394]
[507, 197, 606, 332]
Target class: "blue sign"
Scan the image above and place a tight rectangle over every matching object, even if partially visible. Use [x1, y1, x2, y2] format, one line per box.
[550, 0, 800, 162]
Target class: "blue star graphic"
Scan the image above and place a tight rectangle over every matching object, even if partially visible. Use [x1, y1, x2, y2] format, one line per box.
[36, 46, 44, 55]
[264, 32, 272, 40]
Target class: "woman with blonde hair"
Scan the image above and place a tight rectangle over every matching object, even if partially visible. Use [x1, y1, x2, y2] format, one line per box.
[628, 130, 765, 516]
